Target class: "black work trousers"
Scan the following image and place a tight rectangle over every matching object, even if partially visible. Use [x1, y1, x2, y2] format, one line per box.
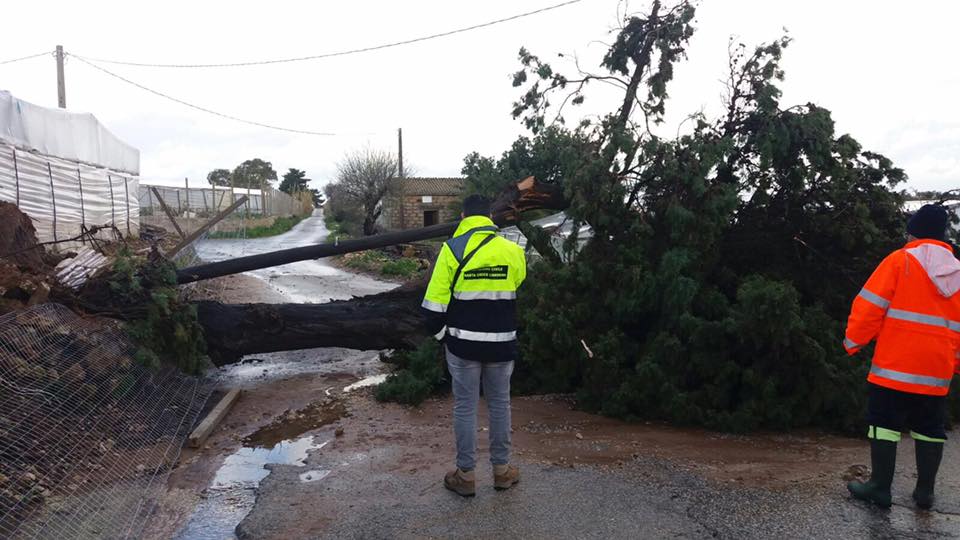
[866, 382, 947, 441]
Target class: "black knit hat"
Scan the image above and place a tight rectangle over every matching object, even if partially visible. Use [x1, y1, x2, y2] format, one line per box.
[907, 204, 948, 241]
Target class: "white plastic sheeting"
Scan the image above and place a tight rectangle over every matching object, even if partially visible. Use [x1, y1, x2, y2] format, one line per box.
[138, 183, 303, 217]
[0, 142, 139, 246]
[500, 211, 592, 260]
[0, 91, 140, 248]
[0, 91, 139, 175]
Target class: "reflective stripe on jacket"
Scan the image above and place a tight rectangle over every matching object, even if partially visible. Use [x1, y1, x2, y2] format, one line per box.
[421, 215, 526, 362]
[844, 238, 960, 395]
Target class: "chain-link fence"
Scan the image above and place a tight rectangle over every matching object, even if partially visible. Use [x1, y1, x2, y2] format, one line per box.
[0, 304, 212, 539]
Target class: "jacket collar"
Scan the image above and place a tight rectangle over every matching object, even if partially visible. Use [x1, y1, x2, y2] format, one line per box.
[905, 238, 952, 251]
[454, 215, 497, 236]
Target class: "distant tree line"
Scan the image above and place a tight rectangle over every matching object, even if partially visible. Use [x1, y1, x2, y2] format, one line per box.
[206, 159, 322, 207]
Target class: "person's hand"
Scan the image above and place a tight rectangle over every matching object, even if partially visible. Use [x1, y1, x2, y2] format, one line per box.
[433, 326, 447, 341]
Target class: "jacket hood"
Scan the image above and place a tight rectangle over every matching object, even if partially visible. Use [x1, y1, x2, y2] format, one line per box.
[905, 240, 960, 298]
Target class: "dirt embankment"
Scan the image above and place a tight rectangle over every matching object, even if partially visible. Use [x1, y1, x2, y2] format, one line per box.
[0, 202, 57, 313]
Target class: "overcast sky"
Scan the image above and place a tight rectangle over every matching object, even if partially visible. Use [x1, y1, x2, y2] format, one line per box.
[1, 0, 958, 192]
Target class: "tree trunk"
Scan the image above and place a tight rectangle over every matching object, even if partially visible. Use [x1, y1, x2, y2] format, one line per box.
[197, 284, 428, 365]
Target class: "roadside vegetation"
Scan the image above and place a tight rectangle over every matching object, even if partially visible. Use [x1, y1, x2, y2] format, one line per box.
[375, 340, 446, 405]
[324, 213, 352, 239]
[323, 148, 399, 236]
[376, 1, 960, 430]
[208, 214, 305, 239]
[341, 251, 422, 280]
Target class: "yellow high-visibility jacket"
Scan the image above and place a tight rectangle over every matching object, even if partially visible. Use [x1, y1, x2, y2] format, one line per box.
[421, 215, 526, 362]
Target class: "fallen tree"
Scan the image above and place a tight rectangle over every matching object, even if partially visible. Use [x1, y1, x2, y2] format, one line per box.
[196, 285, 428, 365]
[190, 176, 567, 364]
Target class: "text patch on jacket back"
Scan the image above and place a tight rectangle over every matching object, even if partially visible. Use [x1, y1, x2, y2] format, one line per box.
[463, 265, 509, 280]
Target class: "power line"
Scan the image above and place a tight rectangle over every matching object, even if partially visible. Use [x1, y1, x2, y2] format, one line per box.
[75, 0, 583, 69]
[70, 54, 343, 136]
[0, 51, 52, 66]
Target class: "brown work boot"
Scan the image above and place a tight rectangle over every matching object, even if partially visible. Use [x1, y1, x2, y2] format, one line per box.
[493, 464, 520, 491]
[444, 468, 475, 497]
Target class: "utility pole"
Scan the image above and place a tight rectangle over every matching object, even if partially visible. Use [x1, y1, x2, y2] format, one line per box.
[397, 128, 404, 178]
[398, 128, 405, 229]
[55, 45, 66, 108]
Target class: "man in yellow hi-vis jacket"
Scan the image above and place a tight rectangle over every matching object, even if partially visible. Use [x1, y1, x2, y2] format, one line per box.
[421, 194, 527, 497]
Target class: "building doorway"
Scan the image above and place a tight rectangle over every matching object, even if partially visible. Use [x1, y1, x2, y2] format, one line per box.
[423, 210, 439, 227]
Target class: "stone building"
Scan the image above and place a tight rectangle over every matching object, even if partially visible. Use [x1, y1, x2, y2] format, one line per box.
[382, 177, 465, 230]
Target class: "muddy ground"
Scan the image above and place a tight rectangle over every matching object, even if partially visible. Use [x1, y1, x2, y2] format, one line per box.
[145, 211, 960, 539]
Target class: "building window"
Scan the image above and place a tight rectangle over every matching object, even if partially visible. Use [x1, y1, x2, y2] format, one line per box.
[423, 210, 439, 227]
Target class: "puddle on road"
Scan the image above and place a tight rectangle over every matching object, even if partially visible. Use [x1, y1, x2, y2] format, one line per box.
[176, 401, 345, 539]
[243, 399, 346, 448]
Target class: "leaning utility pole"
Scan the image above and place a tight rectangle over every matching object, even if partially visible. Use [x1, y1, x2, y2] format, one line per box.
[55, 45, 66, 108]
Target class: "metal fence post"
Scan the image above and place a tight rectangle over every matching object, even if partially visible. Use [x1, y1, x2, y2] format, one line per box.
[124, 177, 131, 236]
[76, 168, 86, 243]
[12, 147, 20, 207]
[46, 162, 58, 243]
[108, 174, 116, 226]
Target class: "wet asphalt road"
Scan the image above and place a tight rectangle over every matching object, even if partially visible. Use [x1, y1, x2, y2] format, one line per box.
[195, 209, 393, 303]
[240, 439, 960, 539]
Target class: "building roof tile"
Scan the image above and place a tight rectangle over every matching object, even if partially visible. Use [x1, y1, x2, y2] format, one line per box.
[394, 177, 465, 196]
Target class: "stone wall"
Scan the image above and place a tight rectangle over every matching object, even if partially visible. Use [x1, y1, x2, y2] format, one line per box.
[386, 195, 460, 229]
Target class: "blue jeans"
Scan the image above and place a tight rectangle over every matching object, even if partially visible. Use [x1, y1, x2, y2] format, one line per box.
[446, 348, 514, 471]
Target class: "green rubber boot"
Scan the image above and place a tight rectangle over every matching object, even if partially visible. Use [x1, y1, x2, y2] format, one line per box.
[912, 439, 944, 510]
[848, 438, 897, 508]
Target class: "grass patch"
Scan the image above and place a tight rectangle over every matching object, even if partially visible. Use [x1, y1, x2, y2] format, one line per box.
[341, 250, 424, 279]
[324, 214, 352, 239]
[208, 214, 304, 239]
[381, 258, 419, 277]
[375, 340, 447, 405]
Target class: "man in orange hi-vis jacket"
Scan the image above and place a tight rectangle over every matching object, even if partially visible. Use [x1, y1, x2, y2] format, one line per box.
[844, 204, 959, 509]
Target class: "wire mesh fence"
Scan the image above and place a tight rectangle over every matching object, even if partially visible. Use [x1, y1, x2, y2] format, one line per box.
[0, 304, 212, 539]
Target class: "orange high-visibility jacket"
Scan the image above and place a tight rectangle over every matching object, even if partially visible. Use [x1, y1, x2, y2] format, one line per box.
[844, 238, 960, 395]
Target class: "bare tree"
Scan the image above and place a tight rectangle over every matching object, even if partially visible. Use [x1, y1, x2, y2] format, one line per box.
[334, 147, 398, 236]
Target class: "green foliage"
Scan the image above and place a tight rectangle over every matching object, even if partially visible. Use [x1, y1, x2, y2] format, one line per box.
[461, 126, 584, 197]
[505, 1, 914, 432]
[279, 168, 311, 194]
[324, 213, 353, 239]
[342, 249, 422, 279]
[207, 158, 278, 189]
[375, 340, 447, 405]
[381, 258, 419, 277]
[108, 249, 208, 374]
[207, 215, 304, 239]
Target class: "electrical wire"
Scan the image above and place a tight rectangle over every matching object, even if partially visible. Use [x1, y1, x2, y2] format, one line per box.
[75, 0, 583, 68]
[70, 54, 343, 136]
[0, 51, 52, 66]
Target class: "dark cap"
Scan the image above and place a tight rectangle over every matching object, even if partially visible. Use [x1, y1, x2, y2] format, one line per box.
[907, 204, 949, 241]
